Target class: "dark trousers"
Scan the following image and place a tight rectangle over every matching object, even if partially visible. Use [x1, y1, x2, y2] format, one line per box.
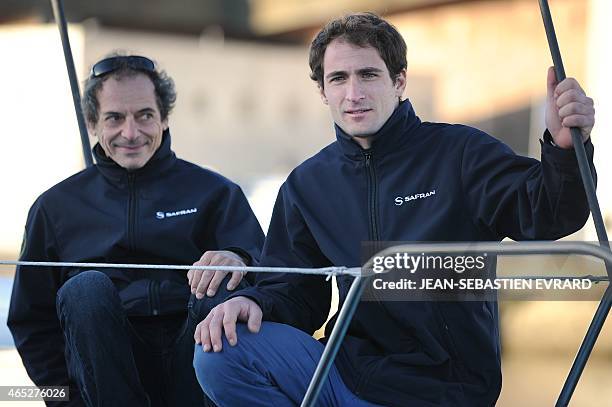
[56, 270, 237, 407]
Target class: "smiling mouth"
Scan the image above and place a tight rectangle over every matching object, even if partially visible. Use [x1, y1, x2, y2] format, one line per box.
[114, 146, 147, 156]
[345, 109, 372, 115]
[114, 142, 147, 149]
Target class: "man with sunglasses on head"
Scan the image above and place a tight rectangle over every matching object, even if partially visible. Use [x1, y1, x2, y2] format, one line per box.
[8, 53, 264, 406]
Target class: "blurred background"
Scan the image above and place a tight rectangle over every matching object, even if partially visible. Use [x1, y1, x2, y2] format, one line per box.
[0, 0, 610, 405]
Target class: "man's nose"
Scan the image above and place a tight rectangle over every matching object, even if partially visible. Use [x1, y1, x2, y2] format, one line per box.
[345, 77, 365, 102]
[121, 116, 139, 140]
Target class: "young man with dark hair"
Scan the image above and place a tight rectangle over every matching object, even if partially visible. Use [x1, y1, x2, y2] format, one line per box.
[8, 54, 264, 406]
[193, 13, 596, 406]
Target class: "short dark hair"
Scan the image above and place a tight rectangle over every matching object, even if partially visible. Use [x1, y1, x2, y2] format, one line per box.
[309, 12, 407, 89]
[81, 52, 177, 126]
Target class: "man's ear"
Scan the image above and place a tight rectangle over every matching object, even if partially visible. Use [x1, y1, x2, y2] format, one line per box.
[318, 84, 328, 105]
[162, 118, 169, 131]
[87, 122, 97, 138]
[394, 69, 407, 97]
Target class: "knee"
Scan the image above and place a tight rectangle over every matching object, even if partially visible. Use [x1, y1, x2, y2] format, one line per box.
[56, 271, 118, 319]
[193, 344, 232, 394]
[193, 325, 252, 393]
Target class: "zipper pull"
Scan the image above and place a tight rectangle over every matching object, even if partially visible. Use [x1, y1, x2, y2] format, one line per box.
[364, 152, 372, 166]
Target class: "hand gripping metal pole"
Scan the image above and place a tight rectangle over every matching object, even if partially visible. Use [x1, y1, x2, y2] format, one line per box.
[50, 0, 93, 168]
[537, 2, 612, 406]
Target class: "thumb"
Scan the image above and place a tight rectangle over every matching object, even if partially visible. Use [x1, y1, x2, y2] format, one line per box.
[547, 66, 558, 101]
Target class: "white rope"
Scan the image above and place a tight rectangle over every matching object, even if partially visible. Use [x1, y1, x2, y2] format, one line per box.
[0, 260, 362, 278]
[0, 260, 607, 282]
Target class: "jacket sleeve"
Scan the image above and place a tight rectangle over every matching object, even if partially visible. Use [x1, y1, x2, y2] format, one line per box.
[205, 183, 265, 268]
[7, 199, 82, 405]
[461, 130, 596, 240]
[231, 184, 332, 335]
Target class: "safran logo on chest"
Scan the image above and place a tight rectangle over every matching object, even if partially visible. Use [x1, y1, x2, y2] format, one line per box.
[395, 190, 436, 206]
[156, 208, 198, 219]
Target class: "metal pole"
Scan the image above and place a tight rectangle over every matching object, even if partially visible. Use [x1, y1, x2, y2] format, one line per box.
[537, 5, 610, 404]
[50, 0, 93, 168]
[301, 276, 368, 407]
[537, 0, 609, 252]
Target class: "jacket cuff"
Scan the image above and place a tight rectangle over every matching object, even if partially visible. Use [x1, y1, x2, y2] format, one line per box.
[541, 130, 594, 174]
[223, 247, 253, 266]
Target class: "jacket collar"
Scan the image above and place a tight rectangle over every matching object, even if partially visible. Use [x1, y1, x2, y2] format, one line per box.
[93, 129, 177, 184]
[334, 99, 421, 159]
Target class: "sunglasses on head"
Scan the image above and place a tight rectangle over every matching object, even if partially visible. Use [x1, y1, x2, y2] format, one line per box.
[90, 56, 155, 78]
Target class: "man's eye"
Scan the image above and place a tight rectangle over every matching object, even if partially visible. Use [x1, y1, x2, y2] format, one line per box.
[329, 76, 344, 83]
[362, 72, 377, 79]
[141, 113, 153, 120]
[105, 115, 122, 122]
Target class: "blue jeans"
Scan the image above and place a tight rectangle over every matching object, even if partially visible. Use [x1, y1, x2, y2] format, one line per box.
[193, 321, 382, 407]
[56, 270, 235, 407]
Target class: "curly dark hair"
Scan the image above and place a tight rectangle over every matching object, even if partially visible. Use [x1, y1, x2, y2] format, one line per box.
[309, 12, 407, 89]
[81, 52, 176, 126]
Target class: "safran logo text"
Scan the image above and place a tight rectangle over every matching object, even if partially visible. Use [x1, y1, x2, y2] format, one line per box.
[395, 190, 436, 206]
[156, 208, 198, 219]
